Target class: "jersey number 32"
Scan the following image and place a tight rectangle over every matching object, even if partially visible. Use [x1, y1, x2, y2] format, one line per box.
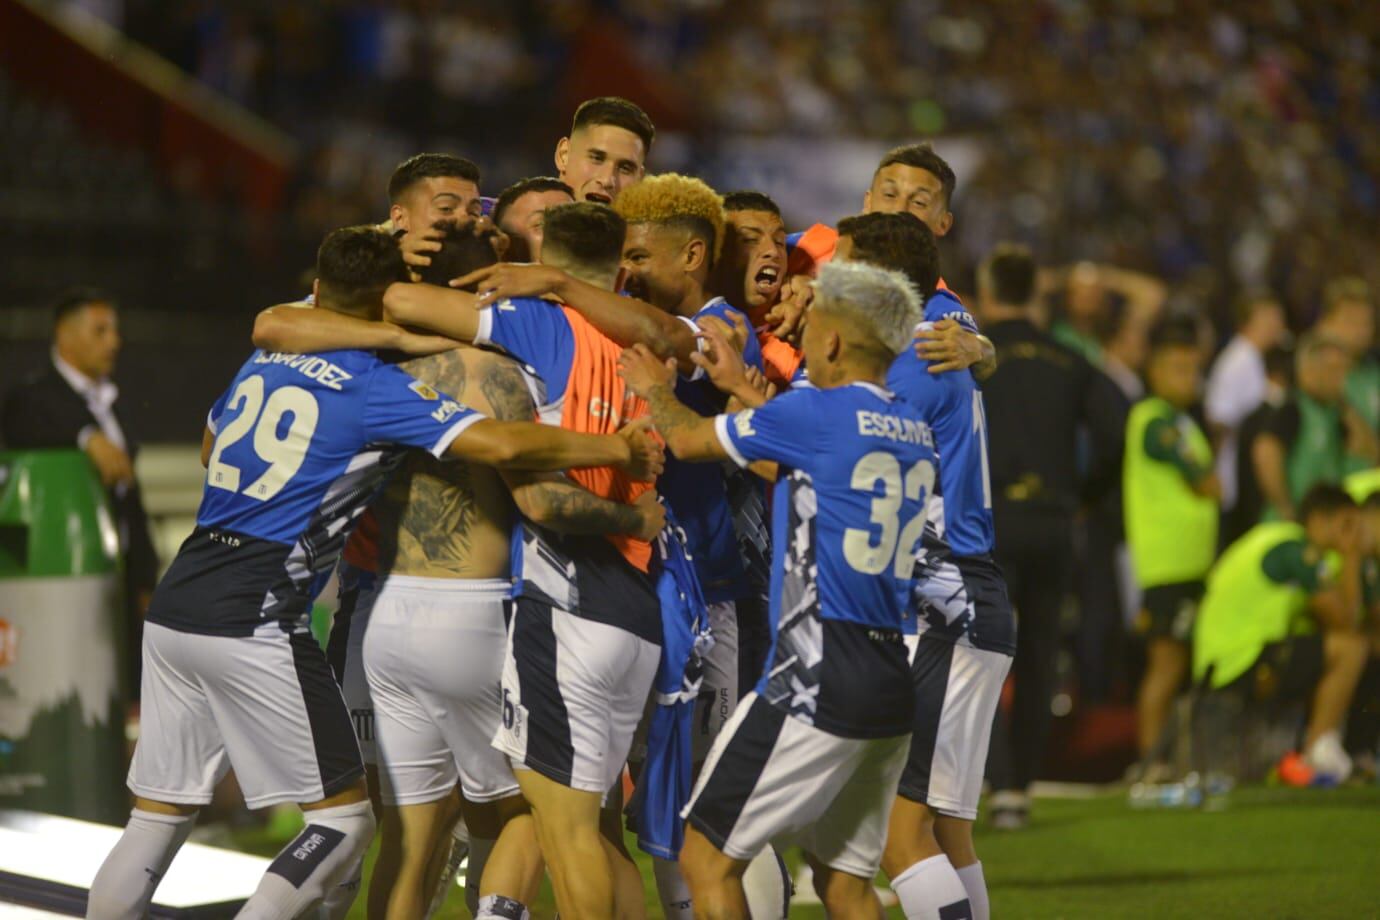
[844, 451, 935, 578]
[207, 375, 320, 501]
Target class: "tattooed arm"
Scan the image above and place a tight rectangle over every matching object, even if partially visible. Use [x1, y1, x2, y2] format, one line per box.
[618, 345, 730, 463]
[482, 356, 664, 539]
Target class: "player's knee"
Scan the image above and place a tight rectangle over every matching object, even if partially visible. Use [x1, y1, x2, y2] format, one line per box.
[243, 799, 377, 919]
[816, 865, 871, 915]
[933, 815, 977, 867]
[679, 830, 734, 889]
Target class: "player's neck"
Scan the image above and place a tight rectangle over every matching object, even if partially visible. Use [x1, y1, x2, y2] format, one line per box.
[814, 360, 888, 391]
[669, 279, 711, 319]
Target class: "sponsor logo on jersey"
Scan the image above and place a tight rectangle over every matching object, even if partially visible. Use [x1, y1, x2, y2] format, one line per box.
[431, 400, 465, 423]
[734, 410, 756, 438]
[409, 380, 439, 401]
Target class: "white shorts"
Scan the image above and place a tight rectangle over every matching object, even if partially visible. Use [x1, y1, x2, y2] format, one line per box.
[685, 693, 909, 878]
[899, 634, 1012, 820]
[493, 598, 659, 795]
[328, 564, 378, 764]
[130, 621, 363, 810]
[693, 600, 740, 763]
[364, 575, 519, 806]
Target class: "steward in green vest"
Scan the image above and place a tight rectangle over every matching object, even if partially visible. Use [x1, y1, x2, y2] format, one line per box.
[1253, 335, 1379, 522]
[1124, 318, 1219, 770]
[1193, 484, 1369, 782]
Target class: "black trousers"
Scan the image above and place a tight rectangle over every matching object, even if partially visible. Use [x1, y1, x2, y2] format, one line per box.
[986, 508, 1074, 793]
[1076, 507, 1126, 703]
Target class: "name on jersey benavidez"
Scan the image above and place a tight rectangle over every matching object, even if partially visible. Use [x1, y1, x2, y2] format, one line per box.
[254, 352, 354, 391]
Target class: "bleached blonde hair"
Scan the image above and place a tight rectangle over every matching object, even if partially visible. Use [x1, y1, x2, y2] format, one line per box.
[613, 172, 726, 264]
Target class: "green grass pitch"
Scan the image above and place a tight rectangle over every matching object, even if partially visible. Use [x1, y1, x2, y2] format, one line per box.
[230, 784, 1380, 918]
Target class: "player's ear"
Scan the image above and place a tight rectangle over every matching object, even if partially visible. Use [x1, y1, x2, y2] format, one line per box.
[614, 264, 631, 294]
[828, 330, 842, 363]
[554, 137, 571, 176]
[389, 203, 407, 232]
[935, 209, 954, 237]
[862, 189, 872, 214]
[684, 237, 707, 273]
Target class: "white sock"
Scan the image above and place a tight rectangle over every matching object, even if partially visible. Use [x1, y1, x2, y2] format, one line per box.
[86, 808, 196, 920]
[652, 855, 694, 919]
[475, 894, 531, 919]
[892, 853, 971, 920]
[956, 862, 989, 920]
[237, 800, 376, 920]
[465, 836, 496, 915]
[315, 856, 364, 920]
[741, 846, 791, 919]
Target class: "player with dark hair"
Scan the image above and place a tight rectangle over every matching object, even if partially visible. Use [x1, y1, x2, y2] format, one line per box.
[776, 143, 992, 390]
[387, 153, 484, 232]
[716, 190, 789, 329]
[554, 96, 655, 204]
[379, 203, 671, 919]
[491, 176, 575, 262]
[83, 226, 662, 920]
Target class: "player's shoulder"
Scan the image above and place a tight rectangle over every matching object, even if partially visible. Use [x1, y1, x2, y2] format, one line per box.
[924, 289, 979, 332]
[694, 296, 749, 324]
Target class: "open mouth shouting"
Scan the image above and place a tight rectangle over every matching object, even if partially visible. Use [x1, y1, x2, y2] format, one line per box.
[753, 264, 782, 298]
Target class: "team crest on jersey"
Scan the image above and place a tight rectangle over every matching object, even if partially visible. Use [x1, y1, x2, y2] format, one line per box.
[409, 380, 439, 401]
[734, 410, 756, 438]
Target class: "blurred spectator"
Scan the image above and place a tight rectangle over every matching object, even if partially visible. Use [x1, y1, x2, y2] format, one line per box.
[1252, 335, 1378, 522]
[974, 244, 1125, 827]
[1227, 345, 1295, 545]
[1315, 277, 1380, 439]
[1, 288, 159, 691]
[1205, 291, 1289, 511]
[1123, 317, 1219, 779]
[1193, 484, 1368, 785]
[1047, 263, 1167, 367]
[92, 2, 1380, 335]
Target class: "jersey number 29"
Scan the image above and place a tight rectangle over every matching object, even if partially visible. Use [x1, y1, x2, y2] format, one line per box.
[844, 451, 935, 577]
[208, 375, 320, 501]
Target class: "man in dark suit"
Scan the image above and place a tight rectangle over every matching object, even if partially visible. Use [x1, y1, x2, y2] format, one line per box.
[2, 288, 158, 692]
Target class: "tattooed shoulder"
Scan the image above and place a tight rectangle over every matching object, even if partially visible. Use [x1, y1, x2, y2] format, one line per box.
[401, 348, 468, 402]
[476, 354, 537, 421]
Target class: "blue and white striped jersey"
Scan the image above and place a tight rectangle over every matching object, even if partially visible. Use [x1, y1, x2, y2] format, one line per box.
[147, 348, 481, 636]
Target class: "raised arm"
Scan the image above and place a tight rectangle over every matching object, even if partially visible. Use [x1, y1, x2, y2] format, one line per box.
[383, 281, 486, 343]
[471, 354, 665, 539]
[618, 345, 731, 462]
[456, 263, 700, 371]
[253, 301, 462, 356]
[448, 416, 664, 477]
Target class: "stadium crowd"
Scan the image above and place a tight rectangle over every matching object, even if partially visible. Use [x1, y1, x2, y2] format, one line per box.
[81, 0, 1380, 327]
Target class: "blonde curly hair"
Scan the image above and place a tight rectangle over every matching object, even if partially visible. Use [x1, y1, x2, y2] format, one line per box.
[613, 173, 726, 264]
